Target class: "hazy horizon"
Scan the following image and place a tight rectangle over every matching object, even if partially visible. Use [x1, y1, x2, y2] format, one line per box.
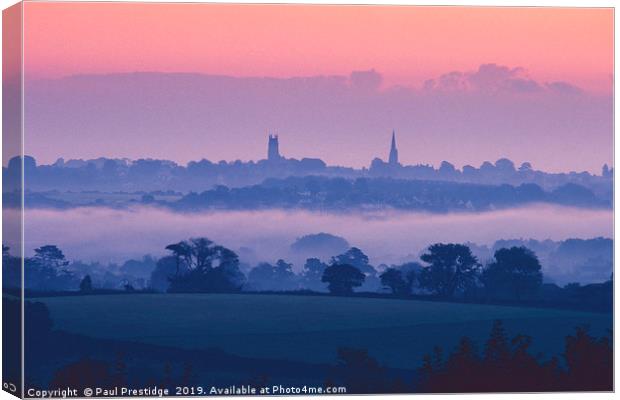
[13, 204, 612, 267]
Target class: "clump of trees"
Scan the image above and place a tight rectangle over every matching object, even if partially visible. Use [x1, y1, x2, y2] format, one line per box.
[24, 245, 79, 291]
[163, 238, 246, 293]
[327, 321, 613, 393]
[418, 320, 612, 392]
[242, 246, 379, 295]
[374, 243, 544, 303]
[9, 239, 611, 312]
[4, 244, 155, 293]
[379, 267, 415, 296]
[247, 259, 297, 291]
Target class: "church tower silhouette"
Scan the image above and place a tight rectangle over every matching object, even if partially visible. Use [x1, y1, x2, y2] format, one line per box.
[268, 134, 281, 161]
[388, 130, 399, 165]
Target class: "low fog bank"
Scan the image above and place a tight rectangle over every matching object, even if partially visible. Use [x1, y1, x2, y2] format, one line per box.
[10, 204, 612, 284]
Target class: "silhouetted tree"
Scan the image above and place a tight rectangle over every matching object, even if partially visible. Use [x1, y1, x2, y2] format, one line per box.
[332, 248, 371, 273]
[274, 259, 295, 280]
[495, 158, 516, 173]
[379, 268, 408, 296]
[332, 247, 379, 291]
[300, 258, 328, 291]
[418, 243, 480, 298]
[329, 348, 395, 393]
[398, 262, 421, 294]
[119, 255, 157, 279]
[248, 263, 278, 291]
[149, 256, 183, 292]
[247, 259, 297, 291]
[165, 241, 193, 276]
[80, 275, 93, 292]
[291, 233, 349, 261]
[167, 238, 246, 293]
[519, 162, 533, 172]
[206, 247, 247, 292]
[438, 161, 457, 178]
[483, 320, 510, 365]
[34, 245, 69, 270]
[444, 337, 480, 391]
[190, 237, 217, 271]
[563, 326, 613, 391]
[483, 246, 542, 301]
[25, 244, 77, 291]
[322, 264, 365, 295]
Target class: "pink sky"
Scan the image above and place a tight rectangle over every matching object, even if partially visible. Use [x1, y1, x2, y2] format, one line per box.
[23, 3, 613, 93]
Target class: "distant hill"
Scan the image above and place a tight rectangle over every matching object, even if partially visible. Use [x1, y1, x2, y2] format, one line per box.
[173, 176, 609, 213]
[8, 175, 610, 212]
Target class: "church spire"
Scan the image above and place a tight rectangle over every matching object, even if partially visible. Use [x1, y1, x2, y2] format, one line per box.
[389, 129, 399, 165]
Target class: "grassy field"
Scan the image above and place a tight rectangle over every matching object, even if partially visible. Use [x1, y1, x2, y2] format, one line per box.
[39, 293, 611, 369]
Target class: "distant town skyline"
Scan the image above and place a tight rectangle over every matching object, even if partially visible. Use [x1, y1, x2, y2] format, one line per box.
[15, 4, 613, 173]
[28, 129, 611, 176]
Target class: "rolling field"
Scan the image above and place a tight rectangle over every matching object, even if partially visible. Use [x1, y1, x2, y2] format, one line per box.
[39, 294, 611, 369]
